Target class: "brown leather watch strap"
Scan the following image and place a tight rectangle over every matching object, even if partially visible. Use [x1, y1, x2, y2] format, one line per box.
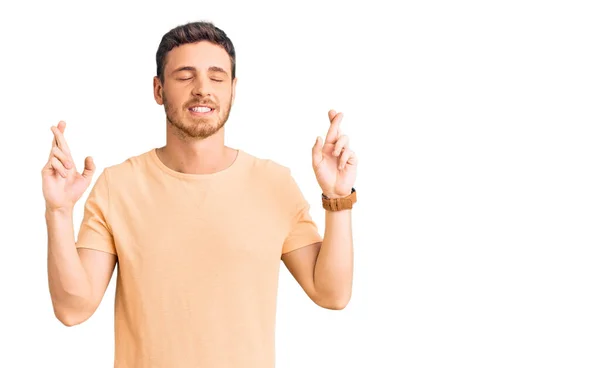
[322, 188, 357, 211]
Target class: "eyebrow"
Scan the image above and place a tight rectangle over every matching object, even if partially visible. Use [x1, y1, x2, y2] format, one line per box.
[171, 66, 229, 76]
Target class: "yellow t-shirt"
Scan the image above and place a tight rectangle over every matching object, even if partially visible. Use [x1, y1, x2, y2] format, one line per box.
[75, 148, 323, 367]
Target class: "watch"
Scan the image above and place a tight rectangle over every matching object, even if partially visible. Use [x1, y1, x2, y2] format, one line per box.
[322, 188, 357, 211]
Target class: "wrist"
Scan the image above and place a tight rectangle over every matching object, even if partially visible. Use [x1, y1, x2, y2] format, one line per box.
[45, 206, 74, 218]
[322, 190, 352, 199]
[321, 188, 357, 211]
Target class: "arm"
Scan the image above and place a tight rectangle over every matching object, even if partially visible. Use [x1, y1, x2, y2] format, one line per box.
[42, 120, 116, 326]
[47, 208, 116, 326]
[282, 108, 357, 310]
[282, 209, 353, 310]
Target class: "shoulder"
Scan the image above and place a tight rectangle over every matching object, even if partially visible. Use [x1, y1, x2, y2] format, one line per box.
[96, 149, 155, 184]
[241, 149, 293, 180]
[240, 150, 307, 200]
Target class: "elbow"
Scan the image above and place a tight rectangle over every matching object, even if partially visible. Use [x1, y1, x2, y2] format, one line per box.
[55, 311, 85, 327]
[324, 298, 350, 310]
[315, 293, 352, 310]
[312, 283, 353, 310]
[59, 317, 82, 327]
[53, 302, 92, 327]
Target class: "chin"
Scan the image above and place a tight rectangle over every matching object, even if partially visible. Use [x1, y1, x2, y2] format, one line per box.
[167, 111, 226, 139]
[185, 122, 223, 139]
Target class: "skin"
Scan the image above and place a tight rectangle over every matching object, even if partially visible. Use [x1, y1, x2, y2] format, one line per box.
[284, 109, 357, 310]
[43, 123, 116, 326]
[44, 40, 357, 327]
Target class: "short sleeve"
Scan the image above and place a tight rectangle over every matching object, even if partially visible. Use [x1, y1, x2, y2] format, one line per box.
[281, 170, 323, 255]
[75, 169, 117, 255]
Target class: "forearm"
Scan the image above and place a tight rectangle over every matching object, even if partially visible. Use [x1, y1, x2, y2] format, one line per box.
[46, 208, 92, 321]
[313, 209, 353, 308]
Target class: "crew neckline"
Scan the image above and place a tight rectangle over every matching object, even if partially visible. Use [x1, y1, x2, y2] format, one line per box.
[149, 147, 247, 180]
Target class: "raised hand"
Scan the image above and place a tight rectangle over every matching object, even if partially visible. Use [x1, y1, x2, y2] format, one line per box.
[41, 121, 96, 212]
[312, 109, 358, 198]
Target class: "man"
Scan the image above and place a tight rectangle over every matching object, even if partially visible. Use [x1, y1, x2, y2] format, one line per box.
[42, 21, 357, 367]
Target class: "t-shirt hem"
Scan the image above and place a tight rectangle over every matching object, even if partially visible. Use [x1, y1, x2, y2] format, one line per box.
[75, 244, 118, 256]
[281, 236, 323, 255]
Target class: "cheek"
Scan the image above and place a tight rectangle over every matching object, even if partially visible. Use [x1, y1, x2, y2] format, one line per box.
[163, 85, 188, 106]
[218, 88, 233, 105]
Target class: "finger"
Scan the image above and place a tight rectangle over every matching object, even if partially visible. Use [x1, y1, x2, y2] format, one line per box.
[338, 148, 355, 170]
[51, 123, 71, 155]
[312, 136, 323, 164]
[328, 110, 343, 136]
[328, 109, 337, 122]
[50, 156, 68, 178]
[325, 112, 343, 144]
[82, 156, 96, 180]
[50, 146, 73, 170]
[333, 135, 349, 156]
[51, 121, 66, 148]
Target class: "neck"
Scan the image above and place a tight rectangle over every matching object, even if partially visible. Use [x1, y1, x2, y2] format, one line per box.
[156, 125, 237, 175]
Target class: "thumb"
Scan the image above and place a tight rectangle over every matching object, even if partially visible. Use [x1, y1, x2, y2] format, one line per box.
[312, 136, 323, 164]
[82, 156, 96, 180]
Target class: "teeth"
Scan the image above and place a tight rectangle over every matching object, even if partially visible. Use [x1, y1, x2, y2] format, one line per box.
[191, 106, 212, 113]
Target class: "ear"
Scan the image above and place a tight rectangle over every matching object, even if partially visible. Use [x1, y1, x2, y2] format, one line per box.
[153, 76, 164, 105]
[231, 77, 237, 106]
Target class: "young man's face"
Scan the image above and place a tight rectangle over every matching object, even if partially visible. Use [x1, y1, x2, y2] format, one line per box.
[154, 41, 236, 139]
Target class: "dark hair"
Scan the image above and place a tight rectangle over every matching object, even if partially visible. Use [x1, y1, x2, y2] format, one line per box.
[155, 21, 236, 83]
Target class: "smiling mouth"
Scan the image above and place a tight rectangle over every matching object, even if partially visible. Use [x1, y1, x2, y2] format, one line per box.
[188, 105, 216, 117]
[189, 106, 214, 113]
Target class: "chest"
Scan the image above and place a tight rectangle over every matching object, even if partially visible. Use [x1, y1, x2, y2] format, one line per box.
[109, 183, 290, 274]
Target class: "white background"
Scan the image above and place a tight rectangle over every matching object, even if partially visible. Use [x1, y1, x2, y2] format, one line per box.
[1, 0, 599, 367]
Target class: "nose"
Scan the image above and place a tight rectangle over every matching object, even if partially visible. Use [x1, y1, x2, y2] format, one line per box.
[191, 75, 212, 97]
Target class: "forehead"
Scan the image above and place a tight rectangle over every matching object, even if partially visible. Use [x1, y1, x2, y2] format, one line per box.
[164, 41, 231, 73]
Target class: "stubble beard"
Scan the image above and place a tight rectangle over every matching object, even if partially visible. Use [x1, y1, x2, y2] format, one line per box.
[164, 95, 232, 140]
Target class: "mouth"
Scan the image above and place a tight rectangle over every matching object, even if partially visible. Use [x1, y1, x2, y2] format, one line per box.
[188, 105, 216, 116]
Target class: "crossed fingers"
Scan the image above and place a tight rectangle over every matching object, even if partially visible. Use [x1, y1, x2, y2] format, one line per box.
[47, 121, 74, 178]
[325, 110, 356, 170]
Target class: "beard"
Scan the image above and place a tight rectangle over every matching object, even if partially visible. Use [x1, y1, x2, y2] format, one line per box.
[163, 94, 232, 140]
